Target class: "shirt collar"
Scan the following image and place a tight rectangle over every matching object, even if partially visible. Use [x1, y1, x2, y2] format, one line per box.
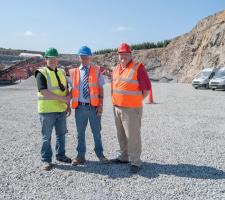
[79, 64, 90, 70]
[127, 60, 133, 68]
[47, 66, 58, 72]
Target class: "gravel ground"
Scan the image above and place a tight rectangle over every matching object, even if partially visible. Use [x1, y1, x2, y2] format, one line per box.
[0, 80, 225, 200]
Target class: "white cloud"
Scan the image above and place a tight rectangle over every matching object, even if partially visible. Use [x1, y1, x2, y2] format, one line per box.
[24, 30, 34, 36]
[114, 26, 131, 32]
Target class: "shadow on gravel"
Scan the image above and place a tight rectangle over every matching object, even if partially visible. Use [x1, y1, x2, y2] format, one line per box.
[54, 161, 132, 179]
[53, 161, 225, 180]
[140, 163, 225, 180]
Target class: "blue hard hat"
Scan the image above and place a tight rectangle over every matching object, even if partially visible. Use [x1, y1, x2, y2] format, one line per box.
[78, 46, 92, 56]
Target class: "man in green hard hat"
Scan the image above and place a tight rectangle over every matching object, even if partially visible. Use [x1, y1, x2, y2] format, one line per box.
[35, 48, 72, 171]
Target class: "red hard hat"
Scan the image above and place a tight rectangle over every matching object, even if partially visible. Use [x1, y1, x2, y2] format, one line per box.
[118, 43, 131, 53]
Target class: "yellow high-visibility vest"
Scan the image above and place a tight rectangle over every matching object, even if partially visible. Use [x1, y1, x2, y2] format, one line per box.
[37, 67, 67, 113]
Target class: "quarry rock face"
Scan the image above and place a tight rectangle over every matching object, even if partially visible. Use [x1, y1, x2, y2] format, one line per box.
[93, 10, 225, 83]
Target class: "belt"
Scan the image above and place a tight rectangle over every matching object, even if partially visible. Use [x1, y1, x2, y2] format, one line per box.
[78, 102, 91, 106]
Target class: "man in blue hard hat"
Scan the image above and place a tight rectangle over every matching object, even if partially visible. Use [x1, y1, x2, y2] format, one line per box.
[69, 46, 109, 165]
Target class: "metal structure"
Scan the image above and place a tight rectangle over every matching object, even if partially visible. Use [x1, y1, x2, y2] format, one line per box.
[0, 57, 45, 83]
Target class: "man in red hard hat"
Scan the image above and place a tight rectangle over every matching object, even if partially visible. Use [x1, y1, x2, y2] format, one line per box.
[111, 43, 151, 174]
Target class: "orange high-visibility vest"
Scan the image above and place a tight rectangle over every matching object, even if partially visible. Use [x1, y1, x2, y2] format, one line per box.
[70, 64, 100, 109]
[111, 61, 143, 108]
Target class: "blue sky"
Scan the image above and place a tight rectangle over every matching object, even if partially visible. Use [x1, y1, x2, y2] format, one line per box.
[0, 0, 224, 53]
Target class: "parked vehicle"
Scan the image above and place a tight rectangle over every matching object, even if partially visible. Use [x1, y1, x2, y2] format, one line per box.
[192, 68, 218, 89]
[209, 67, 225, 90]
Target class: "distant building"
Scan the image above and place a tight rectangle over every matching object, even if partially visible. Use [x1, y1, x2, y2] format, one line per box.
[19, 53, 43, 58]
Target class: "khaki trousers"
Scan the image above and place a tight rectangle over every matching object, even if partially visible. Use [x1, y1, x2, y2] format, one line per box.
[113, 106, 143, 166]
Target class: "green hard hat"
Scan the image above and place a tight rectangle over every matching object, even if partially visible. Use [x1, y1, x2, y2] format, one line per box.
[44, 48, 59, 58]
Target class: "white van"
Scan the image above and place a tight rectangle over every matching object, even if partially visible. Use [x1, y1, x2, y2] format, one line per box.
[192, 68, 217, 89]
[209, 67, 225, 90]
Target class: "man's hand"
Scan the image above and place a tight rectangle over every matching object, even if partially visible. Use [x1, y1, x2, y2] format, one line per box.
[66, 106, 71, 117]
[61, 95, 71, 104]
[142, 90, 150, 99]
[96, 105, 103, 116]
[41, 90, 71, 103]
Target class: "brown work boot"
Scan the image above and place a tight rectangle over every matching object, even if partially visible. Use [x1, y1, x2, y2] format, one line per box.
[41, 162, 53, 171]
[98, 155, 109, 164]
[71, 156, 86, 166]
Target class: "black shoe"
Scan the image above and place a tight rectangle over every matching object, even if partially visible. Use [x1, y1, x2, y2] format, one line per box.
[130, 165, 140, 174]
[56, 156, 72, 163]
[110, 158, 129, 164]
[41, 162, 53, 171]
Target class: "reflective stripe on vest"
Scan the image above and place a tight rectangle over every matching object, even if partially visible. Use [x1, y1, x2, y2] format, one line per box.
[111, 62, 143, 108]
[112, 89, 142, 95]
[70, 64, 100, 109]
[37, 67, 68, 113]
[112, 78, 139, 84]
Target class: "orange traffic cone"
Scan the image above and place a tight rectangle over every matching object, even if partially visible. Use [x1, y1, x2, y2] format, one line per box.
[146, 88, 154, 104]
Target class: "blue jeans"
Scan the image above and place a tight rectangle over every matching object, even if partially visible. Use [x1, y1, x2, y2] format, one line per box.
[39, 112, 67, 162]
[75, 105, 104, 157]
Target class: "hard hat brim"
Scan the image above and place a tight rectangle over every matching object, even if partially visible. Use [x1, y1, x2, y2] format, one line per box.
[118, 51, 131, 53]
[79, 53, 92, 56]
[45, 56, 58, 58]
